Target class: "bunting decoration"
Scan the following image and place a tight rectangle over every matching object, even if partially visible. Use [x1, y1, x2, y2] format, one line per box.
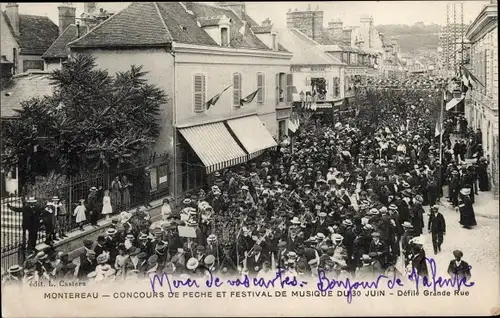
[239, 88, 261, 106]
[288, 114, 301, 133]
[205, 84, 233, 110]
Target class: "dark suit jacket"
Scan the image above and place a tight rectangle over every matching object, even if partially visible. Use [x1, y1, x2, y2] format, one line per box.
[247, 253, 267, 274]
[447, 260, 471, 280]
[78, 258, 97, 279]
[428, 213, 446, 234]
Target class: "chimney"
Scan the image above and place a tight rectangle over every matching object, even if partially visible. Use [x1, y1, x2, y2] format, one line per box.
[217, 2, 246, 18]
[84, 2, 96, 14]
[58, 3, 76, 35]
[342, 29, 352, 44]
[262, 18, 272, 27]
[5, 3, 19, 37]
[328, 19, 343, 39]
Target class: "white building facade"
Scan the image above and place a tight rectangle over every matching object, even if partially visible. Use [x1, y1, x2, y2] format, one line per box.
[465, 2, 498, 198]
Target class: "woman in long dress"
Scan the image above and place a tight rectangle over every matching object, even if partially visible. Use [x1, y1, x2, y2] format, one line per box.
[477, 158, 489, 191]
[458, 189, 477, 229]
[121, 176, 132, 211]
[102, 190, 113, 220]
[110, 176, 122, 213]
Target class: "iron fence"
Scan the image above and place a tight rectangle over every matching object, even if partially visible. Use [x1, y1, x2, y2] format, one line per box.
[1, 154, 170, 269]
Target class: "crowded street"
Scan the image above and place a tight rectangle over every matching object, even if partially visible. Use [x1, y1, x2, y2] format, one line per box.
[1, 2, 498, 317]
[2, 78, 497, 286]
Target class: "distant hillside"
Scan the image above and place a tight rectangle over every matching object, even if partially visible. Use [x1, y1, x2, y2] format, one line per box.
[375, 22, 441, 53]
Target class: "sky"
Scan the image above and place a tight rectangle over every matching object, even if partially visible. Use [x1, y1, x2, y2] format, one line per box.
[1, 1, 489, 28]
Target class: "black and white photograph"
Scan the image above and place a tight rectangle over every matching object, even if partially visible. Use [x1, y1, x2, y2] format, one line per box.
[0, 1, 498, 316]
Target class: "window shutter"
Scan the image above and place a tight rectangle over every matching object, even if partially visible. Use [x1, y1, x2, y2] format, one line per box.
[276, 73, 280, 104]
[233, 73, 241, 107]
[484, 49, 488, 95]
[257, 73, 265, 103]
[286, 73, 293, 102]
[193, 73, 205, 112]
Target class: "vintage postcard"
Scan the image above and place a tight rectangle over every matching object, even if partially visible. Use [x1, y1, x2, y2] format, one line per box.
[1, 1, 499, 317]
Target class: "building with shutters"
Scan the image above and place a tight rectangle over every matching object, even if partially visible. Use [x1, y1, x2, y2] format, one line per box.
[1, 3, 59, 74]
[464, 1, 498, 198]
[278, 28, 346, 113]
[68, 2, 293, 200]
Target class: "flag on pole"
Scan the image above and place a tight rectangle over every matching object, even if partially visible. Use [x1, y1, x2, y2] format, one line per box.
[288, 119, 298, 133]
[444, 89, 464, 111]
[239, 88, 261, 106]
[435, 121, 442, 137]
[461, 66, 484, 91]
[205, 84, 233, 110]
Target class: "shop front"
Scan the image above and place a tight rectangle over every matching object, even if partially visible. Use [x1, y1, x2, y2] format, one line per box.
[175, 115, 278, 196]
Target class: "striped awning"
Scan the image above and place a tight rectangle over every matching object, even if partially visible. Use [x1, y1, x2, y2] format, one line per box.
[179, 122, 247, 174]
[227, 115, 278, 160]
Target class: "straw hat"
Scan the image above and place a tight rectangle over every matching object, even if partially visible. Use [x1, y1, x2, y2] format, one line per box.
[186, 258, 199, 270]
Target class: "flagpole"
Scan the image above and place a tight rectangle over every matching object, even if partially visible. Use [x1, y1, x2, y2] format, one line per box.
[438, 88, 445, 203]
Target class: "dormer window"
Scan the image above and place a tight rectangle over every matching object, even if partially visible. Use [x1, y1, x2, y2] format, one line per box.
[221, 27, 229, 46]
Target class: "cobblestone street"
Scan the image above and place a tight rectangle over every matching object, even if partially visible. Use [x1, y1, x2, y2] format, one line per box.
[420, 192, 499, 283]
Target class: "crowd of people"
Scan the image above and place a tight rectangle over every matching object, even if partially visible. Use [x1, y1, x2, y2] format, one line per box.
[3, 80, 481, 287]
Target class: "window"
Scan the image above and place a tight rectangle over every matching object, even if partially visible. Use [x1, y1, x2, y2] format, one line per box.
[221, 27, 229, 46]
[12, 48, 17, 74]
[333, 77, 340, 97]
[233, 73, 242, 107]
[193, 73, 206, 113]
[23, 60, 44, 73]
[257, 72, 265, 104]
[286, 73, 293, 103]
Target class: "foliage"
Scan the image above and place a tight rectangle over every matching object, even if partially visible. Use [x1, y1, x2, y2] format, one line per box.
[24, 172, 70, 200]
[2, 54, 168, 181]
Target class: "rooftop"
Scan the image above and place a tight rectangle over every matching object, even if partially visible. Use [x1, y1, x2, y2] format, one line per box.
[1, 72, 54, 118]
[70, 2, 278, 52]
[278, 28, 344, 66]
[42, 24, 90, 59]
[2, 12, 59, 55]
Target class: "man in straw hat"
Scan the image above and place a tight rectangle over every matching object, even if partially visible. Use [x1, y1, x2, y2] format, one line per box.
[7, 196, 44, 252]
[2, 265, 24, 286]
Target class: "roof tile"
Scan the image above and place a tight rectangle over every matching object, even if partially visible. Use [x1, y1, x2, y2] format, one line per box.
[8, 14, 59, 54]
[251, 25, 273, 34]
[70, 2, 273, 51]
[42, 25, 89, 59]
[279, 29, 344, 66]
[70, 2, 173, 48]
[155, 2, 217, 46]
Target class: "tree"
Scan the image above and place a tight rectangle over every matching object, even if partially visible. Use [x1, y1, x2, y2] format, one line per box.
[2, 54, 167, 182]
